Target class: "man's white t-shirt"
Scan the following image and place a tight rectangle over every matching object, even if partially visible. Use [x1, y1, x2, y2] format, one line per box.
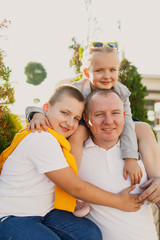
[0, 131, 69, 218]
[79, 137, 158, 240]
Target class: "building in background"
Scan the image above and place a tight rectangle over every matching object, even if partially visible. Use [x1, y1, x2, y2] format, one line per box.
[142, 74, 160, 146]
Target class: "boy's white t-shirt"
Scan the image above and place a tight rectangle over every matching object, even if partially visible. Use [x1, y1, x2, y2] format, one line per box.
[0, 131, 69, 217]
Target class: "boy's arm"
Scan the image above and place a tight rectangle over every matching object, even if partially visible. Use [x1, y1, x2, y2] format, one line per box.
[25, 106, 45, 122]
[46, 167, 143, 212]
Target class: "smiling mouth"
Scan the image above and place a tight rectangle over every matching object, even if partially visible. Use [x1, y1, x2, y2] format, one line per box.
[102, 128, 114, 132]
[60, 125, 70, 132]
[101, 81, 111, 84]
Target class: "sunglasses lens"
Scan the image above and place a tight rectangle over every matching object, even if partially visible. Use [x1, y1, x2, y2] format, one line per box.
[107, 43, 118, 49]
[92, 42, 104, 47]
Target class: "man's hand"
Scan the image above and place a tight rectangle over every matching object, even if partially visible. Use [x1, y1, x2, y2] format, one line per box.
[139, 177, 160, 206]
[123, 158, 143, 186]
[27, 113, 52, 132]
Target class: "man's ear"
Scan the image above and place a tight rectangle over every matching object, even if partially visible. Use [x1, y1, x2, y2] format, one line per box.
[83, 68, 90, 78]
[42, 103, 49, 112]
[83, 113, 90, 128]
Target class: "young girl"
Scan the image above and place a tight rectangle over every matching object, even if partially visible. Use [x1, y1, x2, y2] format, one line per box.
[0, 85, 144, 240]
[25, 42, 160, 215]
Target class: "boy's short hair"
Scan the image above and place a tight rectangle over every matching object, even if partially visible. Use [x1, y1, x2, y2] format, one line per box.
[48, 84, 85, 106]
[85, 88, 123, 114]
[82, 47, 119, 70]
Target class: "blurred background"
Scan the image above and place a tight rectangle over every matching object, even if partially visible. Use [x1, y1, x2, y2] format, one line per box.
[0, 0, 160, 115]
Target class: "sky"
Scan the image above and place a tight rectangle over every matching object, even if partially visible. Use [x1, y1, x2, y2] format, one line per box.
[0, 0, 160, 114]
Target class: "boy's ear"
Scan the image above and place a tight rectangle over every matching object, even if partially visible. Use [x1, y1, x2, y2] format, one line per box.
[83, 113, 90, 128]
[42, 103, 49, 112]
[83, 68, 90, 78]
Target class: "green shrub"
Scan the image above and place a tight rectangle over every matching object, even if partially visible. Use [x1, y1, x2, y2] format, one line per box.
[0, 108, 23, 153]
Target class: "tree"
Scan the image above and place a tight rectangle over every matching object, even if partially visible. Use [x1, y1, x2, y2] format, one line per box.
[24, 62, 47, 86]
[119, 58, 148, 122]
[0, 20, 23, 153]
[69, 38, 84, 82]
[0, 50, 14, 106]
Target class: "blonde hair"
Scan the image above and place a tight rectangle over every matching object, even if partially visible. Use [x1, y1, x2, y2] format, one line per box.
[82, 46, 119, 70]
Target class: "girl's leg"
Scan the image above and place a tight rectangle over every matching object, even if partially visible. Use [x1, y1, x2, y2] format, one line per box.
[135, 122, 160, 178]
[0, 215, 61, 240]
[44, 209, 102, 240]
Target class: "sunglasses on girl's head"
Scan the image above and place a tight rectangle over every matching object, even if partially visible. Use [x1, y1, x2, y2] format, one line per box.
[90, 41, 118, 49]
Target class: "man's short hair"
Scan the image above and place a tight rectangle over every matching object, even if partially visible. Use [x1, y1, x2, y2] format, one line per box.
[85, 89, 123, 114]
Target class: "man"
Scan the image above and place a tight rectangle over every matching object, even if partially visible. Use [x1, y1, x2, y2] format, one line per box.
[79, 89, 158, 240]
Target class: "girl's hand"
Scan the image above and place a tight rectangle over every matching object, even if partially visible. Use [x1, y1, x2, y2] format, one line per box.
[27, 113, 52, 132]
[123, 158, 143, 185]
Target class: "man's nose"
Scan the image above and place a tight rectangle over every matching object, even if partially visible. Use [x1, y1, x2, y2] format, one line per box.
[104, 114, 113, 124]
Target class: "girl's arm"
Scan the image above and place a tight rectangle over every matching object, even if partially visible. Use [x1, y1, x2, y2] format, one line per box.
[121, 97, 143, 185]
[25, 106, 52, 132]
[120, 97, 139, 160]
[25, 106, 45, 122]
